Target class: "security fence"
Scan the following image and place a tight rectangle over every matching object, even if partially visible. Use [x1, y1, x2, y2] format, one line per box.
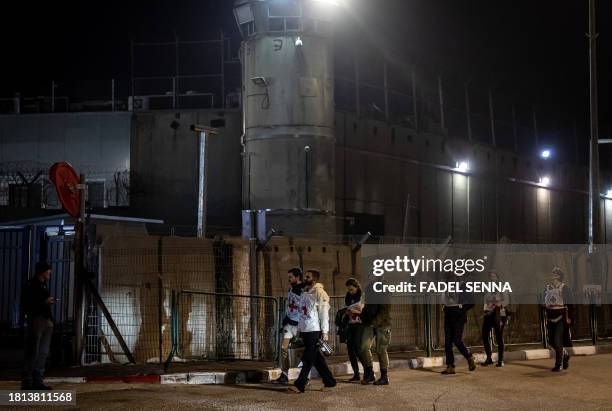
[2, 230, 606, 366]
[177, 291, 279, 361]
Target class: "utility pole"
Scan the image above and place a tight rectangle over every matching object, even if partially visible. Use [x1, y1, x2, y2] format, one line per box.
[588, 0, 602, 247]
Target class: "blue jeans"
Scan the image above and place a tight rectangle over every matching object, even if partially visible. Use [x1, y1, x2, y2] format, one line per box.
[22, 317, 54, 386]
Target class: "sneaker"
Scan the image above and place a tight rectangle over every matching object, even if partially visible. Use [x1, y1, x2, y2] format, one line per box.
[551, 365, 562, 372]
[480, 358, 494, 367]
[272, 374, 288, 385]
[441, 366, 456, 375]
[563, 353, 570, 370]
[348, 373, 361, 382]
[496, 361, 505, 368]
[324, 380, 337, 389]
[288, 385, 304, 394]
[468, 357, 476, 372]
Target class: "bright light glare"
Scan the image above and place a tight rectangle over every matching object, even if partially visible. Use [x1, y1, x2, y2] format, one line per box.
[540, 149, 551, 159]
[606, 189, 612, 199]
[312, 0, 341, 6]
[455, 161, 470, 173]
[539, 176, 551, 187]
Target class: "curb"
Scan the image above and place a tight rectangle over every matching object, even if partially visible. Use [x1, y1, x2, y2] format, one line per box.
[30, 344, 612, 386]
[409, 344, 612, 369]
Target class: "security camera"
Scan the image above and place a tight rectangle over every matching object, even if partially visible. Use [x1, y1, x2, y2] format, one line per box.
[250, 76, 268, 87]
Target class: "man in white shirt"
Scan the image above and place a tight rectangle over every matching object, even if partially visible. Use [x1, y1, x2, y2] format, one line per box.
[272, 268, 305, 385]
[290, 269, 336, 393]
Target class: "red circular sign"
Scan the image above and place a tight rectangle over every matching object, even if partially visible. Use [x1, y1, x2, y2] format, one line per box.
[49, 162, 81, 218]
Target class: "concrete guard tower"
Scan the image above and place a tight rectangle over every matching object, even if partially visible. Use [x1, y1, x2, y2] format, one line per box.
[234, 0, 339, 238]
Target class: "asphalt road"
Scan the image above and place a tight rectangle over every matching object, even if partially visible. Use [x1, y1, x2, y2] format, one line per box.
[2, 354, 612, 411]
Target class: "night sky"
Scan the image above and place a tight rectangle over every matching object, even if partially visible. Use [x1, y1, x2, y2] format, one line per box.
[1, 0, 610, 163]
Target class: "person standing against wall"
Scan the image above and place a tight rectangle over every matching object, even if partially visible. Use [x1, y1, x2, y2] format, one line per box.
[273, 268, 305, 385]
[290, 269, 336, 393]
[544, 267, 574, 372]
[21, 262, 55, 390]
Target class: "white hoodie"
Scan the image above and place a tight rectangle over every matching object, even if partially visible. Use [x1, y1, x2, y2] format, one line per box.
[298, 282, 330, 334]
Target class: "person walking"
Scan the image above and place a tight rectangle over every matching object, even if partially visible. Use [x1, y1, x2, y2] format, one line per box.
[441, 287, 476, 375]
[290, 269, 336, 393]
[358, 298, 392, 385]
[273, 268, 305, 385]
[481, 270, 509, 368]
[343, 278, 364, 382]
[544, 267, 574, 372]
[21, 262, 55, 390]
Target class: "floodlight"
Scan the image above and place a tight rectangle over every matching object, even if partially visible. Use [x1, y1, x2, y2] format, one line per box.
[539, 176, 551, 187]
[455, 161, 470, 173]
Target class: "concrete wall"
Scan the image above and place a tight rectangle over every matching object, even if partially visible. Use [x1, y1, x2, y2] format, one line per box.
[0, 112, 131, 206]
[130, 110, 242, 230]
[334, 111, 608, 243]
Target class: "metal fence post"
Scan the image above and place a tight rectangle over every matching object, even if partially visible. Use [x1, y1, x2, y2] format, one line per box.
[425, 298, 432, 357]
[438, 76, 445, 133]
[464, 81, 473, 142]
[163, 290, 178, 372]
[540, 305, 548, 349]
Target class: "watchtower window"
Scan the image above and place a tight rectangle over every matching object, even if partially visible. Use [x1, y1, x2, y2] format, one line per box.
[268, 0, 302, 33]
[268, 0, 301, 17]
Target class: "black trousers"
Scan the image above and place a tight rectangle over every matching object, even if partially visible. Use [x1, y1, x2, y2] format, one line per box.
[295, 331, 336, 389]
[482, 312, 505, 362]
[547, 320, 572, 367]
[346, 324, 362, 374]
[22, 317, 54, 386]
[444, 308, 472, 367]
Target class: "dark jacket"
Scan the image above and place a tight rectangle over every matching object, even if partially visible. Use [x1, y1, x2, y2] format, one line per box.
[360, 304, 392, 328]
[21, 277, 53, 321]
[345, 289, 361, 307]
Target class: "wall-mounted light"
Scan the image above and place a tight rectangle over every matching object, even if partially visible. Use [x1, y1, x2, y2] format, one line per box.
[539, 176, 551, 187]
[312, 0, 342, 6]
[455, 161, 470, 173]
[540, 149, 552, 159]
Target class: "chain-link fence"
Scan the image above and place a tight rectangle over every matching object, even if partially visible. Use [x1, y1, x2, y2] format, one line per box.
[177, 291, 279, 361]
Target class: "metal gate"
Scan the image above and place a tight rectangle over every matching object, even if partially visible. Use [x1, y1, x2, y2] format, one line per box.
[0, 227, 30, 330]
[42, 229, 75, 331]
[0, 225, 74, 333]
